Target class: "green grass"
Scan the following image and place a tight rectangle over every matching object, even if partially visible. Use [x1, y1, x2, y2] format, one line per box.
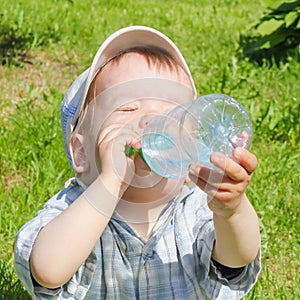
[0, 0, 299, 299]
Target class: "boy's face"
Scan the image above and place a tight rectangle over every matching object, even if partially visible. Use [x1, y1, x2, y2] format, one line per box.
[96, 52, 192, 135]
[78, 52, 194, 190]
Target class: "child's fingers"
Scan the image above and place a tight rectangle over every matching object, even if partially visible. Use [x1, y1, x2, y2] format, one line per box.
[189, 163, 226, 184]
[189, 163, 237, 189]
[188, 149, 257, 203]
[188, 170, 235, 202]
[211, 150, 256, 182]
[210, 152, 245, 182]
[188, 172, 219, 195]
[188, 162, 249, 202]
[233, 148, 258, 174]
[188, 163, 230, 193]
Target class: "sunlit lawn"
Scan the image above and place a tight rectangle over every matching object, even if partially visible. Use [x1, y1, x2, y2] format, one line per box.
[0, 0, 299, 298]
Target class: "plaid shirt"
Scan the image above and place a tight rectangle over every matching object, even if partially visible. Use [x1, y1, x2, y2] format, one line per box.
[15, 178, 260, 299]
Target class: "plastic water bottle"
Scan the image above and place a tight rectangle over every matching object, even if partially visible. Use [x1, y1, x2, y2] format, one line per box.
[136, 94, 253, 179]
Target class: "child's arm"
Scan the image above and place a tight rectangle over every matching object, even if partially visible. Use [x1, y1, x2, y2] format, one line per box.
[30, 127, 136, 289]
[30, 175, 122, 288]
[188, 147, 260, 267]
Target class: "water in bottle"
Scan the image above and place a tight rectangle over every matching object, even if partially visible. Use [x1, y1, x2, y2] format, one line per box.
[128, 94, 253, 178]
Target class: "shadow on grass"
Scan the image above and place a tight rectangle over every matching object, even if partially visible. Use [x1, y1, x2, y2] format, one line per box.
[0, 24, 34, 66]
[0, 260, 31, 300]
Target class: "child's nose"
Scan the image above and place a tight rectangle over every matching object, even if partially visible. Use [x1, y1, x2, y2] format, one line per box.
[138, 101, 172, 128]
[139, 113, 155, 128]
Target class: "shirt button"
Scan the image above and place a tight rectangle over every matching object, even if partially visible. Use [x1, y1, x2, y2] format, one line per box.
[148, 250, 155, 258]
[143, 250, 155, 261]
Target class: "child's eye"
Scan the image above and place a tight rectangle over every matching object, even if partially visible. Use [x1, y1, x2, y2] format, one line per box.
[117, 105, 138, 112]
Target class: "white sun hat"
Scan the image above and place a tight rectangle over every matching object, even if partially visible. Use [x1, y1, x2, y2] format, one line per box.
[60, 25, 197, 167]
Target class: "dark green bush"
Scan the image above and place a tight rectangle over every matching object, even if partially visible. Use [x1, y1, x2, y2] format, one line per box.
[239, 0, 300, 64]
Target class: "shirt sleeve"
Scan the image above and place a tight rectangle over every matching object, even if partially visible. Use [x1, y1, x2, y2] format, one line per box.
[195, 214, 261, 298]
[211, 258, 245, 281]
[14, 179, 83, 298]
[208, 249, 261, 299]
[187, 187, 261, 299]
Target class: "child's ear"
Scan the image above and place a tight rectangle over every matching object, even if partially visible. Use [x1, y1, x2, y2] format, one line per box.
[69, 133, 90, 173]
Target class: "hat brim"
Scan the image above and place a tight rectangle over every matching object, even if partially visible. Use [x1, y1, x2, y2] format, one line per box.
[74, 25, 197, 125]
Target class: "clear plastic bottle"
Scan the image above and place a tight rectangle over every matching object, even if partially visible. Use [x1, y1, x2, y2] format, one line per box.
[136, 94, 253, 179]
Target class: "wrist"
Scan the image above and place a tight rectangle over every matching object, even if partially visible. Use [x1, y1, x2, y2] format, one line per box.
[211, 193, 247, 219]
[213, 194, 258, 232]
[83, 176, 121, 217]
[99, 171, 129, 199]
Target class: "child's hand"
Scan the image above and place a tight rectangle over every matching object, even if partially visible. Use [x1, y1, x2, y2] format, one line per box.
[97, 124, 139, 196]
[188, 147, 258, 217]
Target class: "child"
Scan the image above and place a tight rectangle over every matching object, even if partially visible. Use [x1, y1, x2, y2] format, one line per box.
[15, 26, 261, 299]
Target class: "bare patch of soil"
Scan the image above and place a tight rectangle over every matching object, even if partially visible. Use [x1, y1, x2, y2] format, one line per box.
[0, 49, 79, 117]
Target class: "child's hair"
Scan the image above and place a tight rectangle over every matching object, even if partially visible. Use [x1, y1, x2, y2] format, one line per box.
[84, 45, 187, 109]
